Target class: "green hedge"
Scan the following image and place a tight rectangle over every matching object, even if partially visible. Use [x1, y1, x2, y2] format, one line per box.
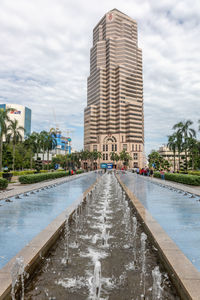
[0, 178, 8, 189]
[154, 172, 200, 185]
[153, 172, 161, 179]
[188, 171, 200, 176]
[76, 169, 84, 174]
[19, 171, 69, 184]
[164, 173, 200, 185]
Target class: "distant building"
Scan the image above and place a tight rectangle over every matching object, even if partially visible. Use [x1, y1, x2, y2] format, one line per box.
[84, 9, 144, 168]
[53, 130, 72, 155]
[158, 145, 185, 170]
[0, 103, 31, 139]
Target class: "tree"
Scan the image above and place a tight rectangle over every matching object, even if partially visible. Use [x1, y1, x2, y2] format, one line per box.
[173, 120, 196, 171]
[148, 151, 164, 170]
[110, 151, 120, 167]
[80, 150, 90, 169]
[119, 150, 132, 168]
[39, 130, 48, 169]
[91, 151, 101, 169]
[187, 137, 199, 170]
[167, 134, 177, 172]
[46, 131, 57, 170]
[24, 133, 38, 169]
[6, 119, 25, 171]
[0, 108, 13, 171]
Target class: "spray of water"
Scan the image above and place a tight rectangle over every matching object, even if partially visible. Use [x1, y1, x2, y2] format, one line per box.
[140, 232, 147, 299]
[152, 266, 162, 299]
[93, 260, 101, 299]
[11, 257, 25, 300]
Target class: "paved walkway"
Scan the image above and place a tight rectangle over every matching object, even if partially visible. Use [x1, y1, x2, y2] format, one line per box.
[143, 175, 200, 196]
[0, 172, 88, 201]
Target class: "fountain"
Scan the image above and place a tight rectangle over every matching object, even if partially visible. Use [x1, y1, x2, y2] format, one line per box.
[140, 232, 147, 299]
[11, 257, 25, 300]
[92, 260, 101, 299]
[152, 266, 162, 300]
[23, 172, 179, 299]
[62, 215, 70, 265]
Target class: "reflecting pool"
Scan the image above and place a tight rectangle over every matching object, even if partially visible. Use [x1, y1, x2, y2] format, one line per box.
[119, 172, 200, 272]
[0, 173, 100, 269]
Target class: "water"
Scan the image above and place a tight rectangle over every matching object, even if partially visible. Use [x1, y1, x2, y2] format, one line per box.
[152, 266, 162, 300]
[0, 172, 100, 269]
[25, 173, 179, 299]
[92, 260, 101, 299]
[11, 257, 25, 300]
[119, 172, 200, 271]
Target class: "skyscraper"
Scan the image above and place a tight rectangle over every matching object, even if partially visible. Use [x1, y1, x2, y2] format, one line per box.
[84, 9, 144, 168]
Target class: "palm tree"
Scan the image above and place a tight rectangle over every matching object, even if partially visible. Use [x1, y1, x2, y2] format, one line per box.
[0, 108, 13, 171]
[46, 132, 57, 170]
[173, 120, 196, 171]
[167, 134, 177, 172]
[119, 150, 132, 169]
[24, 133, 37, 169]
[80, 150, 90, 170]
[91, 151, 101, 169]
[110, 151, 120, 168]
[6, 119, 25, 170]
[39, 130, 48, 169]
[187, 137, 199, 170]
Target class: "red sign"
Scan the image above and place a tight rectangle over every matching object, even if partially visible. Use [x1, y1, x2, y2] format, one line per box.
[108, 13, 113, 21]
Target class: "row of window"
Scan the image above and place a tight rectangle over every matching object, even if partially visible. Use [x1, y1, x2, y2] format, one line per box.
[102, 152, 138, 161]
[93, 143, 142, 152]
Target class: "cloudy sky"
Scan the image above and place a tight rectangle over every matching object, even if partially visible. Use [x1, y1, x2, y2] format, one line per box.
[0, 0, 199, 154]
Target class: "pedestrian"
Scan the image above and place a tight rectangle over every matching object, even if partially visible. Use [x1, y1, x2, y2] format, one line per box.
[150, 169, 154, 178]
[160, 169, 165, 180]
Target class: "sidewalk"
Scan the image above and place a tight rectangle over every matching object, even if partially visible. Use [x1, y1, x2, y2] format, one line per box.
[144, 175, 200, 196]
[0, 173, 87, 201]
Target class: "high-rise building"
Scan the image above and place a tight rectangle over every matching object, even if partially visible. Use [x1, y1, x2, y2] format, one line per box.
[0, 103, 31, 140]
[84, 9, 144, 168]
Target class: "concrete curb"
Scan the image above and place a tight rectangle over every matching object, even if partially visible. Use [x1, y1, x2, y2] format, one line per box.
[117, 174, 200, 300]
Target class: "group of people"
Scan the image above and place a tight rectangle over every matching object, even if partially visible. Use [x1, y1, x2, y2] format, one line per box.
[135, 167, 154, 177]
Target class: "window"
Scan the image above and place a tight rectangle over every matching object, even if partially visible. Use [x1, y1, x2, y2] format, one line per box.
[123, 144, 127, 151]
[135, 144, 137, 151]
[106, 144, 108, 151]
[112, 144, 114, 151]
[93, 145, 97, 151]
[103, 154, 105, 160]
[122, 136, 124, 142]
[133, 153, 138, 160]
[115, 144, 117, 151]
[139, 145, 141, 152]
[132, 144, 134, 151]
[103, 145, 105, 151]
[106, 153, 108, 160]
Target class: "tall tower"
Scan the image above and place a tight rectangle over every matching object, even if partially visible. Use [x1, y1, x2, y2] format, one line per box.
[84, 9, 144, 168]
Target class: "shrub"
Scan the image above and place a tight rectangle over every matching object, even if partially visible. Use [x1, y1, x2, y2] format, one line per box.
[39, 170, 49, 173]
[0, 178, 8, 189]
[153, 172, 161, 179]
[188, 171, 200, 176]
[164, 173, 200, 186]
[76, 169, 84, 174]
[19, 171, 69, 184]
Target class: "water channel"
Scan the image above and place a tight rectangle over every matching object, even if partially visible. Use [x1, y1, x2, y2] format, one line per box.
[0, 172, 100, 269]
[119, 172, 200, 271]
[24, 173, 179, 299]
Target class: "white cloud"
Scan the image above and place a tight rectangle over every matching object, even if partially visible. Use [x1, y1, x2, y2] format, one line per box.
[0, 0, 199, 153]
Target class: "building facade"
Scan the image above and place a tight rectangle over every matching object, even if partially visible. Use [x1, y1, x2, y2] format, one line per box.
[158, 145, 185, 171]
[0, 103, 31, 139]
[84, 9, 144, 168]
[53, 130, 72, 155]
